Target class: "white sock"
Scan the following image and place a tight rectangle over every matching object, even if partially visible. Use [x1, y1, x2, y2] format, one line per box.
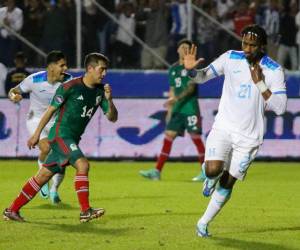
[199, 186, 232, 225]
[50, 173, 65, 193]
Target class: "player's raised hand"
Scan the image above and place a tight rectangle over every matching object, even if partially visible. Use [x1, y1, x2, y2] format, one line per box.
[250, 63, 264, 84]
[27, 133, 39, 149]
[183, 44, 204, 70]
[8, 91, 22, 103]
[104, 84, 112, 101]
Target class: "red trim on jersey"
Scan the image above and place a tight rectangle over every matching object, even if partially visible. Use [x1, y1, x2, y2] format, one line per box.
[56, 137, 70, 154]
[61, 160, 69, 167]
[43, 162, 58, 167]
[63, 77, 82, 90]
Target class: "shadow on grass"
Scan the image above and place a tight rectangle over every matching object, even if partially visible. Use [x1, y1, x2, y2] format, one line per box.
[28, 203, 77, 210]
[95, 195, 169, 201]
[212, 236, 296, 250]
[240, 226, 300, 234]
[29, 220, 130, 235]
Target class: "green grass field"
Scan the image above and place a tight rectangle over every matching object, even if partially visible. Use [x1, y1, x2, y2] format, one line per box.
[0, 160, 300, 250]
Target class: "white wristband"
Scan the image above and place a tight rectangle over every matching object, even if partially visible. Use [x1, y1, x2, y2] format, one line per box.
[256, 80, 268, 93]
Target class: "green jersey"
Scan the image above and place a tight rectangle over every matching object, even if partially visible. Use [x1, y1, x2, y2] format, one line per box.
[49, 77, 109, 142]
[169, 64, 199, 115]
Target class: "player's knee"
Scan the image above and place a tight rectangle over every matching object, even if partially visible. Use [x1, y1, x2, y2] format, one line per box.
[40, 143, 50, 155]
[220, 172, 236, 189]
[75, 158, 90, 174]
[205, 161, 223, 178]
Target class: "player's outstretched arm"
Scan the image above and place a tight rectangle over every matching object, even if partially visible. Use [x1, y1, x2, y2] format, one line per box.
[8, 85, 23, 103]
[183, 44, 204, 70]
[104, 84, 118, 122]
[27, 106, 57, 149]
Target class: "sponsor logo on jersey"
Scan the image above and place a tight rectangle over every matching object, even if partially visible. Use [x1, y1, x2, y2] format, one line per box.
[70, 143, 78, 151]
[77, 95, 84, 100]
[96, 96, 102, 105]
[54, 95, 64, 104]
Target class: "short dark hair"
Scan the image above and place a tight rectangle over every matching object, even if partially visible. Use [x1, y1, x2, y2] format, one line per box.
[46, 50, 65, 66]
[84, 52, 109, 70]
[14, 51, 26, 61]
[177, 39, 193, 48]
[241, 24, 267, 46]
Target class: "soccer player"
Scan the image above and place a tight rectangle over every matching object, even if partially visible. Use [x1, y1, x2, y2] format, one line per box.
[8, 51, 70, 204]
[139, 39, 205, 181]
[3, 52, 118, 223]
[183, 25, 287, 237]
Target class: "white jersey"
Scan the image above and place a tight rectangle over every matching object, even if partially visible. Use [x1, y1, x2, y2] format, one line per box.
[19, 71, 71, 120]
[207, 50, 286, 146]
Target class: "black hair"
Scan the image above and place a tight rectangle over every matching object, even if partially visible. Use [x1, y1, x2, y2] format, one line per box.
[241, 24, 267, 46]
[177, 39, 193, 48]
[46, 50, 65, 66]
[14, 51, 26, 61]
[84, 52, 109, 70]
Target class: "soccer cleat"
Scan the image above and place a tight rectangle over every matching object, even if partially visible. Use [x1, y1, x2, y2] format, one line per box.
[202, 178, 217, 197]
[139, 168, 160, 180]
[80, 207, 105, 223]
[196, 223, 211, 237]
[50, 192, 61, 204]
[192, 171, 206, 182]
[39, 183, 49, 199]
[3, 208, 25, 222]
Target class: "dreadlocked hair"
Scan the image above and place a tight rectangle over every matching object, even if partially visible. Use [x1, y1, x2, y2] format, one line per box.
[241, 24, 267, 46]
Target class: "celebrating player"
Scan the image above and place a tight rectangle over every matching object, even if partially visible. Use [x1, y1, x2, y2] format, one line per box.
[3, 52, 118, 222]
[184, 25, 287, 237]
[139, 39, 205, 181]
[8, 51, 70, 203]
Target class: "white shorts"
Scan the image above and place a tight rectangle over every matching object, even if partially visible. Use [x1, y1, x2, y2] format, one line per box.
[205, 128, 259, 180]
[26, 117, 54, 140]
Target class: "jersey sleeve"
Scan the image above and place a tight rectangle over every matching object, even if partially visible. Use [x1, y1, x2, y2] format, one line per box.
[265, 67, 286, 93]
[208, 51, 228, 77]
[168, 67, 176, 87]
[19, 75, 33, 93]
[50, 84, 71, 109]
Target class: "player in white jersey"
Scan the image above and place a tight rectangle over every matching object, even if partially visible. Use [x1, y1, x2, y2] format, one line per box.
[183, 25, 287, 237]
[8, 51, 71, 204]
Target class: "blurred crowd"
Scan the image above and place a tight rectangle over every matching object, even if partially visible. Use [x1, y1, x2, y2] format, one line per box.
[0, 0, 299, 72]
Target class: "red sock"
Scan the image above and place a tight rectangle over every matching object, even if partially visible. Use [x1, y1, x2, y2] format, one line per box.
[9, 177, 41, 212]
[155, 136, 173, 172]
[75, 174, 90, 212]
[191, 134, 205, 163]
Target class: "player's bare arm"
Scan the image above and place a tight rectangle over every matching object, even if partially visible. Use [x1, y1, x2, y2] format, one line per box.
[8, 85, 23, 103]
[104, 84, 118, 122]
[27, 106, 57, 149]
[165, 84, 196, 106]
[250, 63, 272, 100]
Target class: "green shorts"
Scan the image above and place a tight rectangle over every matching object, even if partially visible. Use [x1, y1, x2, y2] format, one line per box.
[166, 112, 202, 135]
[43, 137, 84, 174]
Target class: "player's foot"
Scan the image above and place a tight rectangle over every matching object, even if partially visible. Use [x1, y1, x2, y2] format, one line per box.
[139, 168, 160, 180]
[192, 171, 206, 182]
[3, 208, 25, 222]
[80, 207, 105, 223]
[50, 191, 61, 204]
[39, 183, 49, 199]
[202, 178, 217, 197]
[196, 222, 211, 237]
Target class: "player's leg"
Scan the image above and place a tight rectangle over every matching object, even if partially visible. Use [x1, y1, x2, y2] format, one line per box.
[3, 167, 54, 222]
[139, 130, 177, 180]
[73, 157, 105, 222]
[38, 138, 51, 199]
[197, 171, 236, 237]
[187, 114, 205, 181]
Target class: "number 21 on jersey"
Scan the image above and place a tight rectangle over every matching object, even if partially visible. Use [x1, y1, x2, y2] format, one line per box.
[238, 84, 251, 99]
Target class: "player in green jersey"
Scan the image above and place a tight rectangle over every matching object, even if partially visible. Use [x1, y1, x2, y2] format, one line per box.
[139, 39, 205, 181]
[3, 53, 118, 222]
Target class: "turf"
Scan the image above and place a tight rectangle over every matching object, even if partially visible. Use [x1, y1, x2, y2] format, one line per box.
[0, 160, 299, 250]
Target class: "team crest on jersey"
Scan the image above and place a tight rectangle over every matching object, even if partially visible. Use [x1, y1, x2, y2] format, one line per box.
[54, 95, 64, 104]
[172, 71, 176, 76]
[181, 69, 187, 77]
[70, 144, 78, 151]
[96, 96, 102, 105]
[77, 95, 84, 100]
